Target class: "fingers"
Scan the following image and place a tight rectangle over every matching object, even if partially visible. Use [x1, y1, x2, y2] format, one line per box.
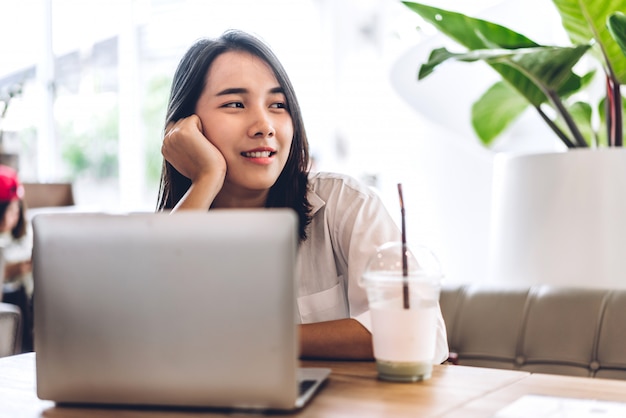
[164, 115, 202, 144]
[161, 115, 226, 183]
[161, 115, 203, 168]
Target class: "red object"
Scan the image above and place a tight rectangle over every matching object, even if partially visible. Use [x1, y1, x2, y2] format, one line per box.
[0, 165, 23, 202]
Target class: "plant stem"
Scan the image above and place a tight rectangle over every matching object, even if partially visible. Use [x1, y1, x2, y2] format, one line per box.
[536, 105, 577, 148]
[547, 91, 588, 148]
[606, 76, 614, 146]
[598, 30, 622, 147]
[608, 75, 623, 147]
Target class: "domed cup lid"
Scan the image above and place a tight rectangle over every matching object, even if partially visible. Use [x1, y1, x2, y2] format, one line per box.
[360, 241, 442, 287]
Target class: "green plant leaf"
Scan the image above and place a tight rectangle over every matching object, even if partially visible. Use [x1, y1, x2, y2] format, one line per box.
[402, 2, 538, 50]
[401, 1, 619, 148]
[471, 81, 529, 146]
[608, 12, 626, 58]
[419, 45, 589, 100]
[418, 49, 589, 145]
[403, 2, 585, 107]
[418, 48, 456, 79]
[496, 45, 591, 93]
[553, 0, 626, 83]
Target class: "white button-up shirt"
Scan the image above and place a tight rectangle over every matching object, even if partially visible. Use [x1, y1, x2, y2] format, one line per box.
[296, 172, 449, 363]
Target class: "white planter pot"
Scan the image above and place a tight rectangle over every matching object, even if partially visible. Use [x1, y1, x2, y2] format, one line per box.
[488, 148, 626, 289]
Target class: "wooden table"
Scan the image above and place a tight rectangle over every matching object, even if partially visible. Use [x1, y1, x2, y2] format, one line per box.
[443, 372, 626, 417]
[2, 353, 626, 417]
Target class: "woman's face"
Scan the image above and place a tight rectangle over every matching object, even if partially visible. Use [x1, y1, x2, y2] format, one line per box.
[0, 200, 20, 233]
[195, 50, 294, 196]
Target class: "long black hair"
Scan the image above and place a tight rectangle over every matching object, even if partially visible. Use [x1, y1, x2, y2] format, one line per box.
[156, 30, 312, 241]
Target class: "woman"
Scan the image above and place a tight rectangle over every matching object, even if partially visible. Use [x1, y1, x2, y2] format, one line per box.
[0, 164, 33, 352]
[157, 30, 448, 361]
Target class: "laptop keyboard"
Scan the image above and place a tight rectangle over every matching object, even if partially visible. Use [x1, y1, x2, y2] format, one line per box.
[298, 379, 317, 396]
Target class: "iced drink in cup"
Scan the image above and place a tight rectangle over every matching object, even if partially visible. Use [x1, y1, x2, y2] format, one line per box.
[360, 242, 442, 382]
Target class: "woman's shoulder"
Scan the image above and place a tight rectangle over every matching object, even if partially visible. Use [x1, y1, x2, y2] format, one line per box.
[308, 171, 376, 198]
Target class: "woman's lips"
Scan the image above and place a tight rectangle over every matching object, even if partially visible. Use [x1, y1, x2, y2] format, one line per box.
[241, 150, 277, 158]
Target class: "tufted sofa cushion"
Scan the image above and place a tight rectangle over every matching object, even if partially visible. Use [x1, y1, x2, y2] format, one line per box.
[440, 283, 626, 379]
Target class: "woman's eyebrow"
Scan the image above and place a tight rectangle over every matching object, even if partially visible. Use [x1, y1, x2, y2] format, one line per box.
[269, 86, 284, 95]
[216, 87, 247, 96]
[215, 86, 284, 96]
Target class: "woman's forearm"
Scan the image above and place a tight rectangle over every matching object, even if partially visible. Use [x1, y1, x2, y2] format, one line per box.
[299, 318, 374, 360]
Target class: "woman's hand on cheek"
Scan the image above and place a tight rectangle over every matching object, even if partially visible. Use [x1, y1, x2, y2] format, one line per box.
[162, 115, 227, 185]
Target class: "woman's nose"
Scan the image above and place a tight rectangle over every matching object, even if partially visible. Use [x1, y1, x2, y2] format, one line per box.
[248, 109, 275, 138]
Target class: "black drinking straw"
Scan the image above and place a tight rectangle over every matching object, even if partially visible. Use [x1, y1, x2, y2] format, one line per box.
[397, 183, 410, 309]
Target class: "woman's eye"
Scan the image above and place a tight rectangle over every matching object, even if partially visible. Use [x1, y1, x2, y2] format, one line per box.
[224, 102, 244, 108]
[270, 102, 287, 109]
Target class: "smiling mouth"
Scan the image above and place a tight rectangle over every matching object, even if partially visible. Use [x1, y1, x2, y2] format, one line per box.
[241, 151, 277, 158]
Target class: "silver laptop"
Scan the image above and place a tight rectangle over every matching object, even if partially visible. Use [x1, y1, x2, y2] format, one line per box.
[32, 209, 329, 411]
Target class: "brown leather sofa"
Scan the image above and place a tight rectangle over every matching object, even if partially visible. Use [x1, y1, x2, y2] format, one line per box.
[0, 302, 21, 357]
[3, 280, 624, 374]
[440, 283, 626, 379]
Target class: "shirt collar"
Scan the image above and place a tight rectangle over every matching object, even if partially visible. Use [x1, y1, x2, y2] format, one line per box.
[307, 186, 326, 216]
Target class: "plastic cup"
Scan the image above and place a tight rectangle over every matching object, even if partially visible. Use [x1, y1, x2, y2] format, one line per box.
[360, 242, 442, 382]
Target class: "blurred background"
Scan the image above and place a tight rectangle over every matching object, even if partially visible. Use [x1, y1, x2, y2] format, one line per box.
[0, 0, 560, 285]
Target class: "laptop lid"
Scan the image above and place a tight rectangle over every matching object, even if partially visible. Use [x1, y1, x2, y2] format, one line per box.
[32, 209, 329, 411]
